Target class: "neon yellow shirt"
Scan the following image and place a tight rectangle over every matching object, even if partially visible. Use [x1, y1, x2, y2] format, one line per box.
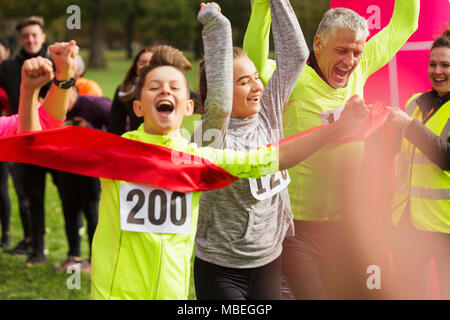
[90, 124, 279, 299]
[244, 0, 419, 221]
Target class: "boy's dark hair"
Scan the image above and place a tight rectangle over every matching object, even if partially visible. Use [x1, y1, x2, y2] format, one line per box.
[431, 27, 450, 50]
[135, 45, 192, 100]
[16, 16, 45, 33]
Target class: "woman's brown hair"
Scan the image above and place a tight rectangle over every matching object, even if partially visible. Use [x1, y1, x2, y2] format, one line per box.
[431, 26, 450, 51]
[119, 46, 156, 92]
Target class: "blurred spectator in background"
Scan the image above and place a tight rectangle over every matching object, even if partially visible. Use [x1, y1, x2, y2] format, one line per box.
[0, 38, 11, 63]
[106, 46, 154, 135]
[74, 55, 103, 97]
[0, 36, 12, 249]
[387, 28, 450, 300]
[55, 86, 111, 273]
[0, 16, 57, 265]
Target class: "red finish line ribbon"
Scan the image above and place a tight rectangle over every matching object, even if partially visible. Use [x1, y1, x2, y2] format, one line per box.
[278, 101, 390, 145]
[0, 126, 237, 193]
[0, 103, 391, 192]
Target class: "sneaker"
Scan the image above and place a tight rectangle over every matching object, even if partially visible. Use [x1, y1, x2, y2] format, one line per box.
[54, 256, 82, 272]
[0, 234, 11, 249]
[5, 239, 32, 255]
[80, 260, 91, 274]
[26, 252, 48, 266]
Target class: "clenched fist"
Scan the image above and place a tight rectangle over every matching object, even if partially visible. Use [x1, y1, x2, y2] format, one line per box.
[48, 40, 79, 81]
[21, 56, 54, 92]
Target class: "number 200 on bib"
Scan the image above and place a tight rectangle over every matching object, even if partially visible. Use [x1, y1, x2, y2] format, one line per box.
[119, 183, 192, 234]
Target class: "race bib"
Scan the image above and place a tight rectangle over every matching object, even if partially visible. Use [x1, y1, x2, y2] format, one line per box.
[320, 106, 345, 124]
[249, 170, 290, 200]
[120, 183, 192, 234]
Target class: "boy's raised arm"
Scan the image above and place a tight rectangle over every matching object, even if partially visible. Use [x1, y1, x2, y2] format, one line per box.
[18, 41, 79, 133]
[17, 57, 54, 132]
[39, 41, 79, 121]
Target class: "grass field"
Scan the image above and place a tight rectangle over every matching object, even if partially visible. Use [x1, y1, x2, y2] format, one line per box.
[0, 50, 200, 300]
[0, 177, 91, 299]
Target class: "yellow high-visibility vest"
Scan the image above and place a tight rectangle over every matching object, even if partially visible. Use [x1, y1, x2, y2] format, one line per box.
[391, 94, 450, 233]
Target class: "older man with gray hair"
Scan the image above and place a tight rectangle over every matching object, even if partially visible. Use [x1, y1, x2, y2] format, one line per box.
[244, 0, 420, 299]
[74, 55, 103, 96]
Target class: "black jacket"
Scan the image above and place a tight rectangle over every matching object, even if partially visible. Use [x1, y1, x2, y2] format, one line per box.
[0, 45, 52, 114]
[106, 85, 143, 136]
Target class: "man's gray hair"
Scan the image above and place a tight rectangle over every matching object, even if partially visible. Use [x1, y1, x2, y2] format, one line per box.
[316, 8, 369, 43]
[76, 55, 85, 77]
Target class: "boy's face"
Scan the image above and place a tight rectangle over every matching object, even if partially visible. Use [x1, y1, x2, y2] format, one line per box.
[133, 66, 193, 136]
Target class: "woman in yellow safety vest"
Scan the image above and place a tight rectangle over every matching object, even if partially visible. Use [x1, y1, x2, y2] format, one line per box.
[387, 28, 449, 300]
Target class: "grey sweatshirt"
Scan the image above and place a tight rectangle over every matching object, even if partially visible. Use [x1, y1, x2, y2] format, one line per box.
[194, 0, 309, 268]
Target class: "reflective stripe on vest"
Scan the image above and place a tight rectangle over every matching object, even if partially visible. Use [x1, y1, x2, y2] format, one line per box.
[405, 96, 420, 116]
[410, 186, 450, 200]
[398, 152, 433, 165]
[440, 118, 450, 139]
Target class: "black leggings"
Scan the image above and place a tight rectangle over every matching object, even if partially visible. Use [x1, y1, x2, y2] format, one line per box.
[21, 164, 59, 254]
[57, 171, 100, 258]
[194, 256, 281, 300]
[8, 162, 31, 239]
[0, 162, 11, 235]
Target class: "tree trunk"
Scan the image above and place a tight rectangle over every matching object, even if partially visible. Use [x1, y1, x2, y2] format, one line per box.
[89, 0, 106, 69]
[126, 0, 138, 60]
[126, 14, 135, 59]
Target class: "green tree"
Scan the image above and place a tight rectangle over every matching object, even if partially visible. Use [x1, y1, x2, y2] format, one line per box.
[89, 0, 106, 68]
[292, 0, 330, 49]
[0, 0, 331, 69]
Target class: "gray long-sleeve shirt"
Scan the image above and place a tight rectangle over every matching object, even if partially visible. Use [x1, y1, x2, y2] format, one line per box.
[194, 0, 309, 268]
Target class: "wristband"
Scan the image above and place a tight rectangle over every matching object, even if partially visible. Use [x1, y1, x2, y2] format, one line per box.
[53, 76, 76, 89]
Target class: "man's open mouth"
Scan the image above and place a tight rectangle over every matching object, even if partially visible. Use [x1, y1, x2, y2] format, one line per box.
[335, 68, 349, 79]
